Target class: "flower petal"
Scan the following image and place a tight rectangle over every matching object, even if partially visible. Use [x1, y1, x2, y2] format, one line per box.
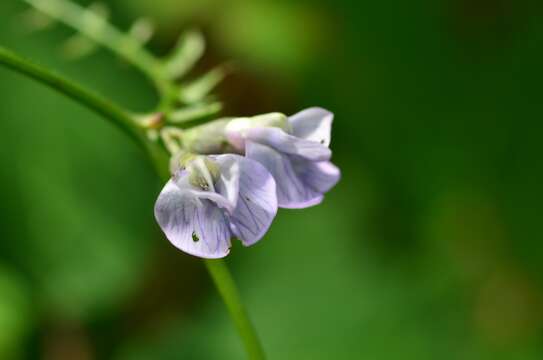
[172, 170, 235, 213]
[154, 179, 232, 258]
[292, 159, 340, 194]
[220, 155, 278, 246]
[210, 154, 240, 210]
[246, 141, 323, 208]
[246, 127, 331, 161]
[288, 107, 333, 147]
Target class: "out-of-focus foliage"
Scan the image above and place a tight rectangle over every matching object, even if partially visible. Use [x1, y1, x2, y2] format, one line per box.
[1, 0, 543, 359]
[0, 265, 32, 358]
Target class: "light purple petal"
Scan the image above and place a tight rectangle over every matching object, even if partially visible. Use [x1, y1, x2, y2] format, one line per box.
[288, 107, 333, 147]
[292, 159, 340, 194]
[154, 179, 232, 258]
[219, 155, 278, 246]
[246, 127, 331, 161]
[246, 141, 323, 209]
[172, 170, 235, 213]
[209, 155, 240, 210]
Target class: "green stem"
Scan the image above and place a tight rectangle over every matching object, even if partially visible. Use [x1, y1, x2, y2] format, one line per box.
[205, 259, 266, 360]
[0, 47, 138, 138]
[0, 46, 265, 359]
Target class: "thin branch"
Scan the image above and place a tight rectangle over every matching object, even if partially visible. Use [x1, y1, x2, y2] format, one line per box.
[205, 259, 266, 360]
[0, 47, 137, 138]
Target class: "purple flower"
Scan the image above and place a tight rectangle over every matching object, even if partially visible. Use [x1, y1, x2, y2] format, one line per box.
[154, 155, 277, 258]
[225, 107, 340, 208]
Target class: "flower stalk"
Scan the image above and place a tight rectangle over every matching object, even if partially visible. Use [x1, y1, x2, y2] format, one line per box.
[205, 259, 266, 359]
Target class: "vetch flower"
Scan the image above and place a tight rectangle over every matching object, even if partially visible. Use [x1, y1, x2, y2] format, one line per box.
[154, 154, 278, 258]
[225, 108, 340, 208]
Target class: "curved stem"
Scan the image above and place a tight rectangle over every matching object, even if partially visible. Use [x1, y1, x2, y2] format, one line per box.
[0, 46, 264, 359]
[205, 259, 266, 360]
[0, 47, 137, 136]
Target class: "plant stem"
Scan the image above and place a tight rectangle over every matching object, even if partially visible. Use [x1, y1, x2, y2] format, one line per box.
[0, 46, 139, 134]
[0, 46, 265, 359]
[205, 259, 266, 360]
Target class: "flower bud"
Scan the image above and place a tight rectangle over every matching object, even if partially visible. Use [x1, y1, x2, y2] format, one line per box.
[182, 118, 234, 154]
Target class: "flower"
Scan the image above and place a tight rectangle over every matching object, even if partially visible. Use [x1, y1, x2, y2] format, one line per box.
[225, 107, 340, 208]
[154, 154, 278, 258]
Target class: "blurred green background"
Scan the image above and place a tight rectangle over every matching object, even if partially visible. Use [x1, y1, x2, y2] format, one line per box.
[1, 0, 543, 359]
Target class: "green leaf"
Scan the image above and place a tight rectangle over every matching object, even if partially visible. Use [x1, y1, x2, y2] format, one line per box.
[164, 30, 205, 80]
[167, 102, 222, 124]
[179, 65, 229, 104]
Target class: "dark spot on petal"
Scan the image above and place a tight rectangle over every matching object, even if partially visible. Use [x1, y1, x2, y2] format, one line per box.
[245, 196, 251, 202]
[192, 232, 199, 242]
[320, 139, 325, 144]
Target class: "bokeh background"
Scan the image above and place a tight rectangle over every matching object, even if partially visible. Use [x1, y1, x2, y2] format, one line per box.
[1, 0, 543, 359]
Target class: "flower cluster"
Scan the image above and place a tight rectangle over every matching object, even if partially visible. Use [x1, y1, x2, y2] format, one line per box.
[155, 108, 340, 258]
